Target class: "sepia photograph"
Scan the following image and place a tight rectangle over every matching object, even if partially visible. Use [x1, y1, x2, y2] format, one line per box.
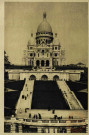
[4, 2, 88, 133]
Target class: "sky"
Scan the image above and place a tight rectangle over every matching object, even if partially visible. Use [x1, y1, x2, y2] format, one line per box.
[5, 2, 88, 66]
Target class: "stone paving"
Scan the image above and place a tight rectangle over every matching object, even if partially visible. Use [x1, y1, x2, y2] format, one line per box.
[15, 80, 34, 114]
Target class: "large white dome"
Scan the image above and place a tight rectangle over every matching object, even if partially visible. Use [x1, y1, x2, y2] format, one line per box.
[37, 12, 52, 33]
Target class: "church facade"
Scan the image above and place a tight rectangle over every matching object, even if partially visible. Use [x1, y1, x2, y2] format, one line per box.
[6, 12, 84, 82]
[23, 12, 65, 69]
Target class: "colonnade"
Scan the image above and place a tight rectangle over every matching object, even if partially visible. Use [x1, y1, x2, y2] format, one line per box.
[34, 59, 52, 68]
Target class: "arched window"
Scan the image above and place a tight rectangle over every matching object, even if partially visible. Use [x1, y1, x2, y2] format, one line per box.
[50, 53, 52, 56]
[42, 50, 44, 55]
[36, 60, 40, 66]
[46, 60, 49, 66]
[41, 75, 48, 81]
[30, 53, 32, 56]
[53, 75, 59, 81]
[41, 60, 44, 66]
[29, 75, 36, 80]
[55, 53, 57, 56]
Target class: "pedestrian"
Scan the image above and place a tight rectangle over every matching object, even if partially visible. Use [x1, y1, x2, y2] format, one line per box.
[29, 113, 31, 118]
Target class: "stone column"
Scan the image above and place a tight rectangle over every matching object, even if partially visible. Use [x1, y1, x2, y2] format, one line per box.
[66, 127, 71, 133]
[86, 125, 88, 133]
[50, 58, 52, 69]
[49, 128, 53, 133]
[26, 59, 28, 66]
[44, 60, 46, 67]
[40, 60, 41, 68]
[34, 59, 36, 67]
[18, 124, 22, 133]
[45, 128, 49, 133]
[37, 127, 42, 133]
[85, 119, 88, 133]
[11, 123, 16, 133]
[66, 120, 71, 133]
[55, 128, 57, 133]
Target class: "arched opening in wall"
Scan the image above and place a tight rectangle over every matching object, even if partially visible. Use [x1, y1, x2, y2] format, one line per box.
[41, 75, 48, 81]
[42, 50, 44, 55]
[46, 60, 49, 66]
[36, 60, 40, 67]
[41, 60, 44, 66]
[29, 75, 36, 80]
[53, 75, 59, 81]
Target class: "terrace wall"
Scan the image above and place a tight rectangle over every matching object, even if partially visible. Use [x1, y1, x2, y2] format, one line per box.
[7, 69, 83, 81]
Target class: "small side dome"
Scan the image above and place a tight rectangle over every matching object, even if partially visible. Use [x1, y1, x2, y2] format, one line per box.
[53, 33, 60, 45]
[28, 33, 35, 45]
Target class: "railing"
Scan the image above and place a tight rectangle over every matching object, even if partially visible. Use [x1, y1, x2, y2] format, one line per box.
[5, 117, 85, 124]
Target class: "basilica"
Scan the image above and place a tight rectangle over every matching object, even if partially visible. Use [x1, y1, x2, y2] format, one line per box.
[23, 12, 65, 69]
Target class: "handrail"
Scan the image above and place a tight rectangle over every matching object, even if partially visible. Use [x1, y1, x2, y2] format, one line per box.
[5, 117, 85, 123]
[4, 118, 86, 127]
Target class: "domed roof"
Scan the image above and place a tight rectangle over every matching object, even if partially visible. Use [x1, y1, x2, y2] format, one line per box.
[28, 33, 35, 45]
[37, 12, 52, 33]
[53, 33, 60, 45]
